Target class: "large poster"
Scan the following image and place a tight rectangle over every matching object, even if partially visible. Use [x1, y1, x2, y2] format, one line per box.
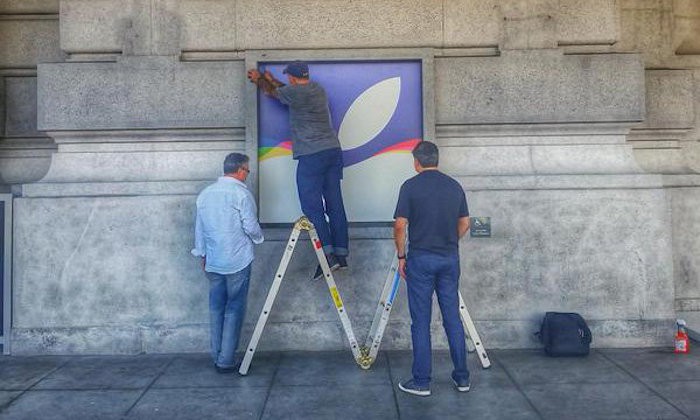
[258, 60, 423, 223]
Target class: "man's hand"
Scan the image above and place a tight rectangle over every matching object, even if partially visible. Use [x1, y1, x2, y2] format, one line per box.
[458, 216, 470, 238]
[247, 69, 261, 83]
[264, 70, 284, 88]
[398, 258, 407, 279]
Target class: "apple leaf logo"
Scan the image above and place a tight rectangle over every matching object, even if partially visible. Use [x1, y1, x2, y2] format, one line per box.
[338, 77, 402, 152]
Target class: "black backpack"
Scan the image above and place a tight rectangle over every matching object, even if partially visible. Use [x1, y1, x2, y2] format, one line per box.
[537, 312, 592, 357]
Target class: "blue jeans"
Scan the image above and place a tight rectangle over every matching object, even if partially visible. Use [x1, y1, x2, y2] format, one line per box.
[296, 148, 349, 256]
[406, 251, 469, 387]
[206, 263, 251, 368]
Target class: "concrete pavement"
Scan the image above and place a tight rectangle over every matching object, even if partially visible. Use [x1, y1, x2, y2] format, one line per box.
[0, 348, 699, 419]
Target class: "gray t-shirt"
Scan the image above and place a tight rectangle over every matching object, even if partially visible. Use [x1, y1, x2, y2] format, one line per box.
[277, 82, 341, 158]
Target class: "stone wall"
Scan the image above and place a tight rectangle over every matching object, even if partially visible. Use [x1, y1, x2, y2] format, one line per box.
[2, 0, 699, 354]
[0, 1, 60, 186]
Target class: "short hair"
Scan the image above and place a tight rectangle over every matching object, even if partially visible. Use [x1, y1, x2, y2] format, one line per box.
[223, 153, 249, 175]
[412, 141, 439, 167]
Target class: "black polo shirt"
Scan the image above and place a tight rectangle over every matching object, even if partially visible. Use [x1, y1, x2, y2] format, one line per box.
[393, 170, 469, 256]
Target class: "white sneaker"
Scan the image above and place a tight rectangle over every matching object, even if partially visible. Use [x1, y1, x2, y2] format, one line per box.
[398, 379, 431, 397]
[452, 378, 471, 392]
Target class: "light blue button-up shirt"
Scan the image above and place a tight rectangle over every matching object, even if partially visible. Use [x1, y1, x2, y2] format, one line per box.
[191, 176, 264, 274]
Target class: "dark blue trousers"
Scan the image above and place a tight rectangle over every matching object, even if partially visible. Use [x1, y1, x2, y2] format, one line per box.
[296, 147, 349, 256]
[406, 251, 469, 387]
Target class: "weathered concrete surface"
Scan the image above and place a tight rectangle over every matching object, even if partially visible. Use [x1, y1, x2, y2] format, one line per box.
[37, 57, 245, 131]
[0, 17, 62, 69]
[630, 69, 696, 174]
[57, 0, 621, 53]
[670, 187, 700, 310]
[435, 52, 645, 125]
[557, 0, 620, 46]
[59, 0, 152, 55]
[0, 0, 59, 14]
[11, 182, 675, 353]
[0, 76, 55, 185]
[1, 350, 698, 419]
[237, 0, 443, 50]
[3, 77, 40, 137]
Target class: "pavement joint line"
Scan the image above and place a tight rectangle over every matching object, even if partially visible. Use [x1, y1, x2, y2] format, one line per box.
[385, 351, 402, 420]
[16, 387, 155, 392]
[257, 351, 283, 420]
[494, 355, 545, 420]
[122, 355, 177, 417]
[0, 358, 70, 414]
[150, 384, 271, 390]
[597, 350, 691, 420]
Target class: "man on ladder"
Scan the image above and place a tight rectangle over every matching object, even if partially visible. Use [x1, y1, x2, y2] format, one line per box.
[393, 141, 472, 397]
[248, 61, 349, 279]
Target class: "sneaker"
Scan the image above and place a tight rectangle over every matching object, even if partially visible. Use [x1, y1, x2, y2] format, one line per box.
[336, 255, 348, 270]
[398, 379, 431, 397]
[452, 378, 470, 392]
[313, 254, 340, 280]
[214, 360, 242, 374]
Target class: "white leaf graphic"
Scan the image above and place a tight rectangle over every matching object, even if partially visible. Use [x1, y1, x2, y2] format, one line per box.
[259, 157, 301, 223]
[341, 153, 416, 221]
[338, 77, 401, 150]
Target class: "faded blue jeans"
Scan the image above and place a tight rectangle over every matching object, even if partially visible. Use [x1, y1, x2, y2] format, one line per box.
[406, 250, 469, 387]
[206, 263, 251, 368]
[296, 147, 349, 256]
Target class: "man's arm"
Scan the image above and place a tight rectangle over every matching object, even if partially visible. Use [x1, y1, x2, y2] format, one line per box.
[191, 209, 206, 270]
[240, 192, 264, 244]
[247, 69, 285, 98]
[458, 216, 470, 238]
[394, 217, 408, 278]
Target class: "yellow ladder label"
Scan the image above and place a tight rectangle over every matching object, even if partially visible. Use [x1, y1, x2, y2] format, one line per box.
[330, 286, 343, 309]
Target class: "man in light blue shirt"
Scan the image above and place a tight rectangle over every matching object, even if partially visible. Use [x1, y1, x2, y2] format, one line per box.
[192, 153, 264, 373]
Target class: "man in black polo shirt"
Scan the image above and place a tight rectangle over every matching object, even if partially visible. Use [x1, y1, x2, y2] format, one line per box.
[393, 141, 471, 397]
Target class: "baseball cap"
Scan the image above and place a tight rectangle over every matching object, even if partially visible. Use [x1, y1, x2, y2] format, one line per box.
[283, 61, 309, 78]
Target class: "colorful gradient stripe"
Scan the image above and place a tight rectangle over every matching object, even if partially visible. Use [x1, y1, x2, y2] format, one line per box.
[258, 140, 292, 160]
[372, 138, 421, 157]
[259, 138, 421, 162]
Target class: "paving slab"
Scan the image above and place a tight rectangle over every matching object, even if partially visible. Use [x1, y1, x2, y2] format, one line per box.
[152, 352, 279, 389]
[600, 348, 700, 382]
[33, 355, 173, 390]
[522, 382, 687, 420]
[0, 349, 697, 420]
[494, 349, 633, 386]
[394, 384, 540, 420]
[0, 391, 22, 408]
[273, 350, 389, 387]
[0, 356, 66, 390]
[261, 383, 398, 420]
[645, 380, 700, 419]
[387, 350, 514, 388]
[126, 387, 268, 420]
[388, 350, 540, 419]
[0, 390, 141, 420]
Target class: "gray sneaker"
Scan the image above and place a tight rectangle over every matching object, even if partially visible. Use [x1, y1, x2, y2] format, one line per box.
[336, 255, 348, 270]
[313, 254, 340, 280]
[398, 379, 431, 397]
[452, 377, 470, 392]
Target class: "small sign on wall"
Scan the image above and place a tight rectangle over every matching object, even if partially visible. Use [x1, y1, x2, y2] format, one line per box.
[470, 217, 491, 238]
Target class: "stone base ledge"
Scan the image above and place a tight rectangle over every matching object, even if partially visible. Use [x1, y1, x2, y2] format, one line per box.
[21, 174, 681, 198]
[10, 319, 673, 355]
[676, 298, 700, 312]
[457, 174, 666, 191]
[662, 175, 700, 188]
[21, 180, 211, 198]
